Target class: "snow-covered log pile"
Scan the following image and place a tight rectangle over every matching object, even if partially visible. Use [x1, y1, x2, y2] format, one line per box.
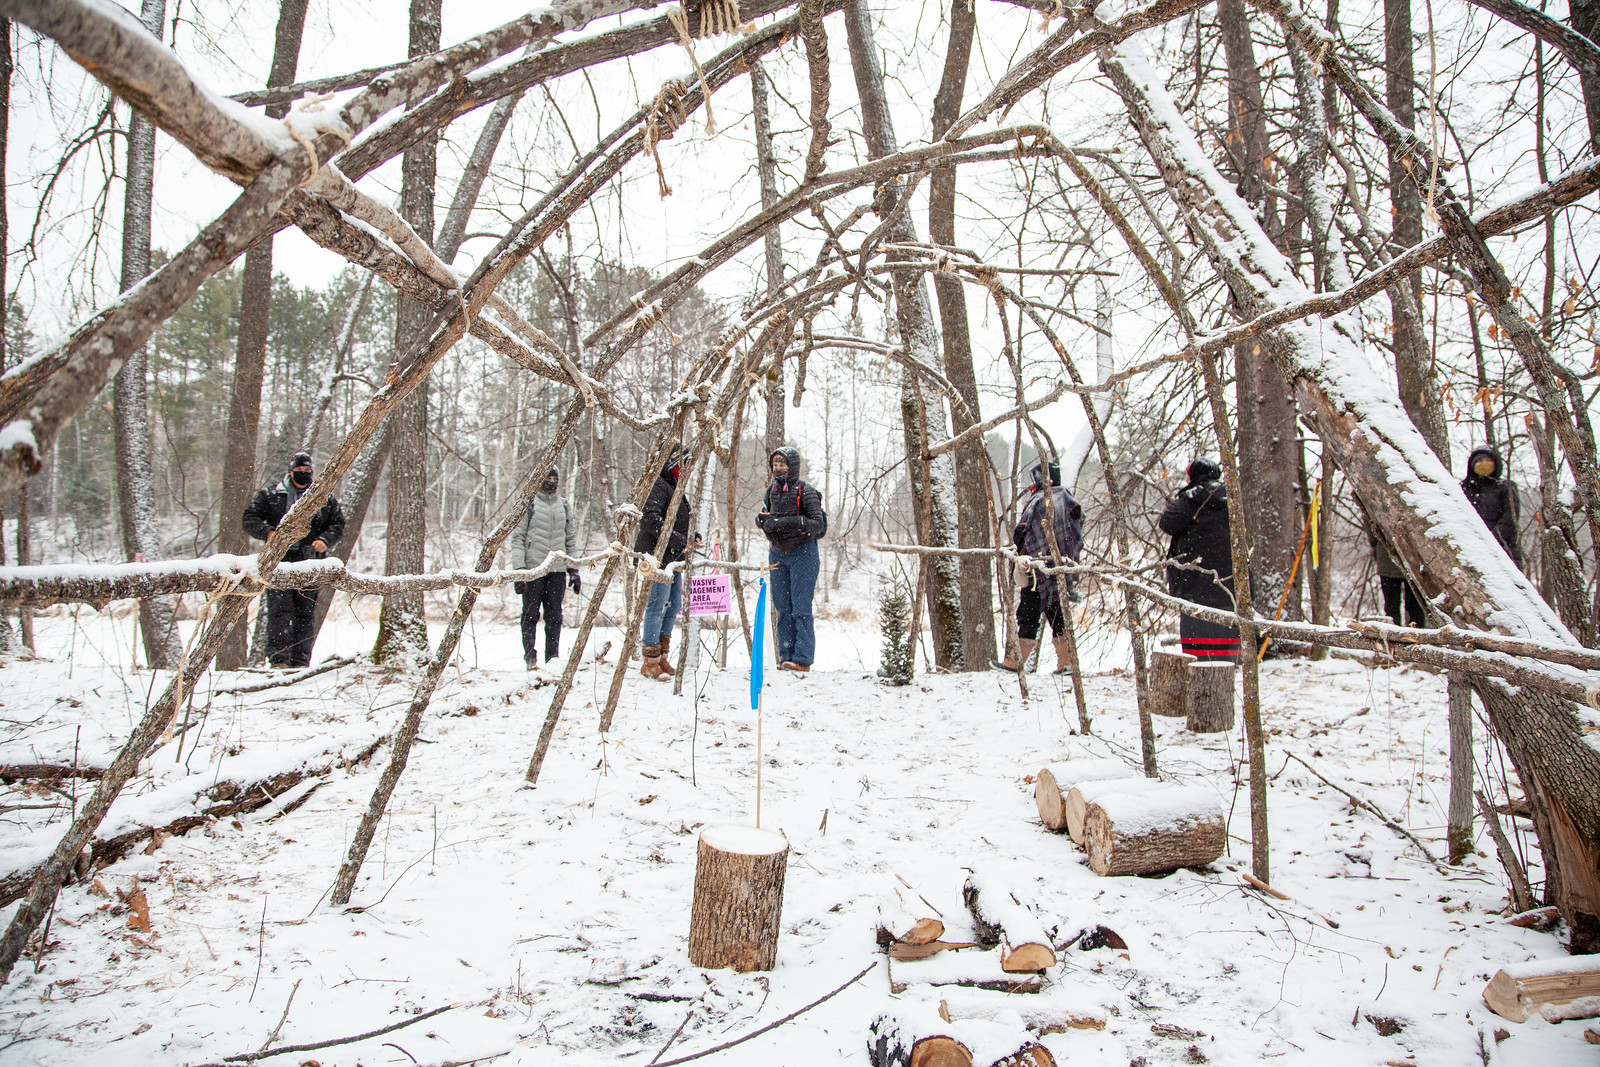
[868, 998, 1056, 1067]
[1032, 759, 1132, 833]
[1083, 786, 1226, 877]
[963, 869, 1057, 973]
[1064, 775, 1164, 844]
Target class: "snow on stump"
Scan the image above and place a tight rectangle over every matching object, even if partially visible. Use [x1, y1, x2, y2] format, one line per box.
[1083, 786, 1225, 877]
[1483, 956, 1600, 1022]
[688, 825, 787, 972]
[1149, 649, 1195, 716]
[1064, 776, 1164, 845]
[963, 868, 1057, 973]
[868, 999, 1056, 1067]
[1183, 662, 1236, 733]
[1033, 759, 1132, 833]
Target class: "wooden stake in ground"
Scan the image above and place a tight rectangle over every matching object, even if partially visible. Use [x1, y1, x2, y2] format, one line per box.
[688, 825, 787, 972]
[751, 573, 768, 826]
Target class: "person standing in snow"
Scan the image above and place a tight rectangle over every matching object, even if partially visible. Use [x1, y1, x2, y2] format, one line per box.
[756, 446, 827, 673]
[636, 445, 693, 681]
[241, 452, 345, 668]
[1159, 457, 1239, 662]
[994, 459, 1084, 675]
[1461, 445, 1523, 569]
[1361, 508, 1426, 627]
[508, 467, 580, 670]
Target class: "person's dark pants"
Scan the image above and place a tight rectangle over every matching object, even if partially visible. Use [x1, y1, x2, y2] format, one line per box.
[520, 574, 567, 663]
[1015, 583, 1066, 640]
[1179, 613, 1240, 661]
[770, 539, 820, 667]
[1381, 575, 1427, 627]
[266, 587, 318, 668]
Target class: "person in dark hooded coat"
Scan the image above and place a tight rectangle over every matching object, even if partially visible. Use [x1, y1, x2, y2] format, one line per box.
[242, 451, 345, 667]
[1159, 457, 1238, 661]
[756, 446, 827, 671]
[994, 459, 1083, 674]
[635, 445, 693, 681]
[1461, 445, 1522, 568]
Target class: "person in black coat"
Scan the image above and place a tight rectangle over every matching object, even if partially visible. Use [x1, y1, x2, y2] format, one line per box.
[241, 451, 345, 668]
[1461, 445, 1522, 569]
[994, 460, 1083, 675]
[1158, 457, 1238, 661]
[756, 446, 827, 671]
[635, 445, 693, 680]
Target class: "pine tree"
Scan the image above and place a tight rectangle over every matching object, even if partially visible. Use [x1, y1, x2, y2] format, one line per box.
[878, 579, 913, 687]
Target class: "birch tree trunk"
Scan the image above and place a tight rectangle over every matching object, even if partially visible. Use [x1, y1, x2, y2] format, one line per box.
[928, 0, 994, 668]
[374, 0, 442, 666]
[844, 0, 962, 669]
[216, 0, 310, 671]
[112, 0, 180, 670]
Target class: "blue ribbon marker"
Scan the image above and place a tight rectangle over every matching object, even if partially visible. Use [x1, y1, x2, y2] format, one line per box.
[751, 575, 768, 709]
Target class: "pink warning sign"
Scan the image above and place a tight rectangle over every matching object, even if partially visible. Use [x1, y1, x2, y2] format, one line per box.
[687, 574, 731, 615]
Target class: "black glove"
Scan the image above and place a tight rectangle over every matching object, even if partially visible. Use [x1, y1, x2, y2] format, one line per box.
[514, 580, 530, 595]
[765, 515, 803, 537]
[568, 571, 581, 594]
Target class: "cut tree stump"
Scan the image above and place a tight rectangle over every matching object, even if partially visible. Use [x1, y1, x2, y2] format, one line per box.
[688, 825, 788, 972]
[963, 869, 1057, 973]
[1149, 649, 1195, 716]
[1483, 957, 1600, 1022]
[1064, 776, 1163, 845]
[1083, 786, 1226, 876]
[869, 1002, 1055, 1067]
[1183, 662, 1236, 733]
[1033, 759, 1132, 833]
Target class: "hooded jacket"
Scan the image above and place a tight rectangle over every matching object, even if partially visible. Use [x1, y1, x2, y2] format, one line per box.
[635, 454, 692, 564]
[1461, 445, 1522, 567]
[241, 458, 345, 563]
[509, 488, 576, 572]
[757, 446, 827, 554]
[1158, 474, 1233, 609]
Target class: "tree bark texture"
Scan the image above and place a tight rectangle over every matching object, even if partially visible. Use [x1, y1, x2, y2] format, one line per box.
[112, 0, 180, 671]
[688, 828, 787, 972]
[1084, 791, 1227, 876]
[216, 0, 310, 670]
[751, 58, 787, 464]
[1447, 673, 1474, 864]
[1149, 648, 1194, 716]
[374, 0, 443, 667]
[844, 0, 962, 669]
[1184, 661, 1237, 733]
[1568, 0, 1600, 152]
[1102, 38, 1600, 944]
[929, 0, 993, 668]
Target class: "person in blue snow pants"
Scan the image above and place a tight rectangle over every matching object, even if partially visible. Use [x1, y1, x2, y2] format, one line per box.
[756, 446, 828, 672]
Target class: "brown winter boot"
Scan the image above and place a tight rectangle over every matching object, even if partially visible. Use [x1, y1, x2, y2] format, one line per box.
[640, 644, 667, 681]
[1052, 638, 1075, 676]
[992, 638, 1038, 673]
[657, 632, 676, 676]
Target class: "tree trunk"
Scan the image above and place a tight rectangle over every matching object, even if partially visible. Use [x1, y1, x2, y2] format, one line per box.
[928, 0, 993, 668]
[1566, 0, 1600, 154]
[1447, 674, 1475, 864]
[688, 826, 787, 972]
[751, 58, 787, 464]
[0, 16, 18, 652]
[1185, 661, 1237, 733]
[1148, 649, 1194, 716]
[112, 0, 180, 671]
[373, 0, 442, 667]
[844, 0, 962, 670]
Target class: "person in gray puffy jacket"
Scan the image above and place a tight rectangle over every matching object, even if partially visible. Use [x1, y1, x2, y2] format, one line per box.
[508, 468, 579, 669]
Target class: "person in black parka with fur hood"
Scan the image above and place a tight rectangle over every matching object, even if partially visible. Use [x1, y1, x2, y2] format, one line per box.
[1159, 457, 1239, 661]
[635, 445, 693, 680]
[1461, 445, 1522, 569]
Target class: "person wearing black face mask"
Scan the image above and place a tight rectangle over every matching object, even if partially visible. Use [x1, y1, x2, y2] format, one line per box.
[508, 467, 580, 670]
[242, 452, 346, 668]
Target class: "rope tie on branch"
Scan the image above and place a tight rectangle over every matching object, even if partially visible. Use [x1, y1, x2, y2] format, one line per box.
[665, 6, 718, 136]
[281, 95, 353, 186]
[1039, 0, 1063, 32]
[644, 79, 690, 198]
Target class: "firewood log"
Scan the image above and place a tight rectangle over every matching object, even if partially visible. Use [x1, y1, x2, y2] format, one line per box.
[932, 984, 1109, 1032]
[1183, 662, 1236, 733]
[878, 883, 945, 946]
[1083, 786, 1226, 876]
[1033, 759, 1132, 833]
[1149, 649, 1195, 716]
[1064, 776, 1164, 845]
[1483, 957, 1600, 1022]
[869, 1002, 1055, 1067]
[688, 825, 788, 972]
[963, 869, 1057, 973]
[888, 947, 1044, 994]
[889, 939, 979, 961]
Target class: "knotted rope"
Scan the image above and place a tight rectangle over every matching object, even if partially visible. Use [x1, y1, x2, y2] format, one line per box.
[644, 79, 690, 197]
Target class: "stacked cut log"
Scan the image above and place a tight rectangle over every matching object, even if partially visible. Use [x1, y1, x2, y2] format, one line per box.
[868, 1000, 1057, 1067]
[879, 883, 974, 961]
[962, 869, 1057, 974]
[1064, 776, 1165, 845]
[1032, 759, 1133, 833]
[1082, 786, 1226, 877]
[1483, 957, 1600, 1022]
[887, 947, 1043, 995]
[1148, 649, 1196, 716]
[688, 825, 788, 972]
[934, 985, 1107, 1032]
[1184, 662, 1236, 733]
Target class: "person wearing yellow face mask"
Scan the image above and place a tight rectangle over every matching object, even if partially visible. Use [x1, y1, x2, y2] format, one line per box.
[1460, 445, 1522, 569]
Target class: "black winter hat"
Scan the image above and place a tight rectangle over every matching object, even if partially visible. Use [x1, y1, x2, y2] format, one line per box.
[1187, 457, 1222, 485]
[289, 452, 313, 472]
[1030, 459, 1061, 488]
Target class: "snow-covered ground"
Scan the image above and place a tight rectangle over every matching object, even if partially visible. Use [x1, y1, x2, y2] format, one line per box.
[0, 592, 1590, 1066]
